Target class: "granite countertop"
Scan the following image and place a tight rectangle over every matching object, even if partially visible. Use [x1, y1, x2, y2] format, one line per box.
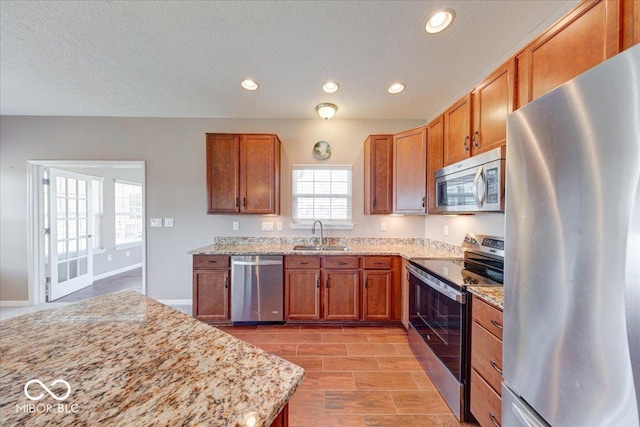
[189, 242, 457, 260]
[0, 290, 304, 427]
[467, 286, 504, 309]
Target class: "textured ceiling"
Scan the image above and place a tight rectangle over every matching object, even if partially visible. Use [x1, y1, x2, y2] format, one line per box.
[0, 1, 578, 120]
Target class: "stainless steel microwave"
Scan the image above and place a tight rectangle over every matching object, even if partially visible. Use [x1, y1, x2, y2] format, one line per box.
[434, 147, 505, 213]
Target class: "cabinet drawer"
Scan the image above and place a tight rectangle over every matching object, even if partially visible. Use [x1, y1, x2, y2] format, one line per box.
[193, 255, 230, 269]
[323, 256, 360, 269]
[471, 368, 502, 427]
[362, 256, 392, 270]
[473, 296, 503, 340]
[285, 256, 321, 269]
[472, 321, 503, 396]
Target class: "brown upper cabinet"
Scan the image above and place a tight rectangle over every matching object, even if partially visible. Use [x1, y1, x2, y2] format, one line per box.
[426, 115, 444, 214]
[471, 59, 516, 155]
[364, 135, 393, 215]
[393, 126, 427, 214]
[443, 94, 472, 166]
[622, 0, 640, 49]
[516, 0, 623, 108]
[206, 133, 281, 215]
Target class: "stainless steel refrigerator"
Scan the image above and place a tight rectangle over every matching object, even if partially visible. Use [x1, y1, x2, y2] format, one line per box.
[503, 43, 640, 427]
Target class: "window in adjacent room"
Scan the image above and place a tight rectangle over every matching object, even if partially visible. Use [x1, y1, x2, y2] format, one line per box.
[91, 178, 104, 252]
[114, 180, 142, 247]
[292, 165, 353, 228]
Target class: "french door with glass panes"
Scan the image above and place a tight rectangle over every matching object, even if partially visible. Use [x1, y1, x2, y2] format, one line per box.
[47, 168, 93, 300]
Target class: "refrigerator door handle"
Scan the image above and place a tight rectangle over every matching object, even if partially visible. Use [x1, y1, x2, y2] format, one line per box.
[625, 169, 640, 418]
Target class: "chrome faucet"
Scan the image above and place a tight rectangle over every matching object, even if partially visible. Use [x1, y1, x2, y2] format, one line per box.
[311, 220, 324, 247]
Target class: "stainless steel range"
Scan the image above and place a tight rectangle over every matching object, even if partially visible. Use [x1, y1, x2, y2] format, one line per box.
[407, 233, 504, 422]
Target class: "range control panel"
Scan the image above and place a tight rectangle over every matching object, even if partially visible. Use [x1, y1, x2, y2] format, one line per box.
[462, 233, 505, 259]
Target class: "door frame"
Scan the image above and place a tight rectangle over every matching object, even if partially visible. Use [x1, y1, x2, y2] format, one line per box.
[27, 160, 147, 305]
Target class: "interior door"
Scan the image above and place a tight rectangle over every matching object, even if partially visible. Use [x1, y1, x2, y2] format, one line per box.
[48, 168, 94, 301]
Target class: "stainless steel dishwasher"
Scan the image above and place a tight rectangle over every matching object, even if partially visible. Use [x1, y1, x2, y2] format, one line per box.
[231, 255, 284, 323]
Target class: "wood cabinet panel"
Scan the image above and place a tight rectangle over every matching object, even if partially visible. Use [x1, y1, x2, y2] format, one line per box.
[323, 256, 360, 269]
[393, 126, 427, 214]
[471, 321, 503, 396]
[193, 255, 230, 269]
[362, 256, 392, 270]
[622, 0, 640, 49]
[473, 297, 504, 340]
[364, 135, 394, 214]
[285, 256, 321, 269]
[472, 59, 515, 155]
[323, 270, 360, 321]
[471, 368, 502, 427]
[193, 269, 230, 321]
[362, 270, 392, 321]
[206, 134, 239, 214]
[516, 0, 622, 107]
[285, 270, 321, 320]
[443, 94, 472, 166]
[400, 258, 409, 329]
[240, 134, 280, 214]
[426, 115, 444, 214]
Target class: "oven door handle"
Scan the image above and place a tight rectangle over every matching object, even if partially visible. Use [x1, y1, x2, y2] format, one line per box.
[407, 264, 465, 303]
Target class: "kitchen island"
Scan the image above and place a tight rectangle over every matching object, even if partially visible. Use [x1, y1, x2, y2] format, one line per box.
[0, 290, 304, 427]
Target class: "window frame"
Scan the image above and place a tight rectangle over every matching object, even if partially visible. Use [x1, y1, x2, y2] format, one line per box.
[291, 164, 354, 230]
[114, 179, 143, 249]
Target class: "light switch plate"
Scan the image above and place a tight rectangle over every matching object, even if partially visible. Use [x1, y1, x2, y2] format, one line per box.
[163, 218, 174, 227]
[276, 222, 283, 231]
[150, 218, 163, 228]
[262, 222, 274, 231]
[232, 221, 239, 231]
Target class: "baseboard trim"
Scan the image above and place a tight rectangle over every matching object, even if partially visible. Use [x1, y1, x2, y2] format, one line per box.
[157, 299, 192, 306]
[93, 263, 143, 281]
[0, 300, 31, 307]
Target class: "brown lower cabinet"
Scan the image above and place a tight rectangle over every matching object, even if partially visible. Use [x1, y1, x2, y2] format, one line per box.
[284, 255, 399, 322]
[470, 295, 504, 427]
[193, 255, 230, 322]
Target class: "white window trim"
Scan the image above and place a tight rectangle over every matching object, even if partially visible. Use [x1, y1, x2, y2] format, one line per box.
[291, 164, 354, 227]
[114, 180, 143, 247]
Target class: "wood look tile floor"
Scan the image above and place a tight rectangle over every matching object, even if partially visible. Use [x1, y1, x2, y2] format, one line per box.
[218, 325, 478, 427]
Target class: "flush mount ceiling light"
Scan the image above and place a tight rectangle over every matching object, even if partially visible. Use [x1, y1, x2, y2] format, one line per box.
[322, 81, 340, 93]
[425, 9, 455, 34]
[316, 103, 338, 120]
[387, 83, 406, 94]
[240, 79, 259, 91]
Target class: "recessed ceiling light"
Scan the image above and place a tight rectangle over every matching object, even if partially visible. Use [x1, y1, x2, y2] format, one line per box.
[241, 79, 259, 91]
[425, 9, 455, 34]
[322, 81, 340, 93]
[387, 83, 406, 94]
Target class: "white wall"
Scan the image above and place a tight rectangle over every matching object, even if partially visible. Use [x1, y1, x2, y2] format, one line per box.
[0, 116, 424, 301]
[424, 214, 505, 245]
[59, 166, 143, 277]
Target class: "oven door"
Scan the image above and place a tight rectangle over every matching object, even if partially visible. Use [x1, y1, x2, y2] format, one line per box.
[408, 265, 465, 381]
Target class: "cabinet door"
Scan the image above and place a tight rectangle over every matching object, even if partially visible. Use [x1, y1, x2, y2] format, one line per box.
[206, 134, 239, 214]
[443, 94, 472, 166]
[516, 0, 621, 107]
[193, 269, 230, 321]
[427, 115, 444, 214]
[364, 135, 393, 214]
[323, 270, 360, 321]
[393, 126, 427, 214]
[471, 60, 514, 155]
[239, 135, 280, 214]
[362, 270, 392, 321]
[285, 270, 321, 320]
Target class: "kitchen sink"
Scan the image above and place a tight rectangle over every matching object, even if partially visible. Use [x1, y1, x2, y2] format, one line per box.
[292, 245, 350, 251]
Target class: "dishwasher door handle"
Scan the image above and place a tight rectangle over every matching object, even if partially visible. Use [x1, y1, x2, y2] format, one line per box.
[232, 260, 283, 266]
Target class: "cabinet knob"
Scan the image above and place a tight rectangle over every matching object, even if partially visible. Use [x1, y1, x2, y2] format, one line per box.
[325, 277, 329, 288]
[338, 262, 347, 265]
[365, 277, 368, 288]
[489, 413, 501, 427]
[464, 136, 470, 151]
[490, 360, 503, 375]
[224, 276, 229, 288]
[472, 131, 479, 148]
[298, 261, 309, 265]
[316, 276, 320, 288]
[490, 319, 503, 330]
[243, 197, 247, 208]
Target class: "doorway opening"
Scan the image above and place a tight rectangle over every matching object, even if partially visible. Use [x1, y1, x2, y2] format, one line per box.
[27, 161, 146, 305]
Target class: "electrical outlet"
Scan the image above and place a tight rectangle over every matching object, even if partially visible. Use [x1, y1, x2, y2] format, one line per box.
[262, 222, 274, 231]
[150, 218, 163, 228]
[276, 222, 283, 231]
[163, 218, 174, 227]
[380, 222, 387, 232]
[232, 222, 239, 231]
[107, 254, 113, 262]
[126, 250, 130, 257]
[443, 225, 449, 236]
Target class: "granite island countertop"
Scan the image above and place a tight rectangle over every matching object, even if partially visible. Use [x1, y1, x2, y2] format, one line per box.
[0, 290, 304, 427]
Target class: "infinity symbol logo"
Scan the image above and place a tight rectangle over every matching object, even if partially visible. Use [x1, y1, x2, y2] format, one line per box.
[24, 379, 71, 401]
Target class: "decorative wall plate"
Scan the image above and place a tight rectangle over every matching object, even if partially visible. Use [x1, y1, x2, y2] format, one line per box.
[313, 140, 331, 160]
